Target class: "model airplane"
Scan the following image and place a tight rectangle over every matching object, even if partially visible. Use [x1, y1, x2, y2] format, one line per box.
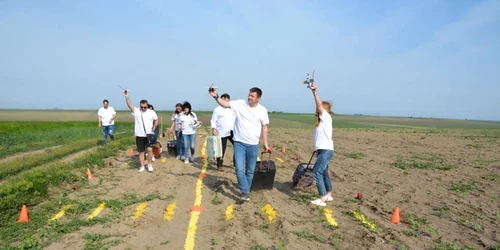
[118, 85, 129, 94]
[207, 82, 219, 92]
[303, 70, 316, 90]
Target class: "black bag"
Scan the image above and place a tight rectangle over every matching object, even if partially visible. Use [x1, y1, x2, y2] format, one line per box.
[166, 133, 177, 156]
[251, 151, 276, 191]
[292, 151, 317, 188]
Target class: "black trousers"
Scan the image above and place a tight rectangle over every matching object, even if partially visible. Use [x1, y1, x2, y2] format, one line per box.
[217, 130, 235, 167]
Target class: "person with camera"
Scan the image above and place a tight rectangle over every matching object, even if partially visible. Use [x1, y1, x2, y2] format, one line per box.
[208, 86, 271, 202]
[125, 91, 158, 173]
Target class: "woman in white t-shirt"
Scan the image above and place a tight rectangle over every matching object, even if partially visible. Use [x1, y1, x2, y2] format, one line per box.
[169, 103, 185, 160]
[179, 101, 201, 164]
[309, 83, 335, 207]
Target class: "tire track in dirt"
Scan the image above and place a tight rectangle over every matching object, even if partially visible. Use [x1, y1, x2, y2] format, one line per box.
[0, 145, 62, 164]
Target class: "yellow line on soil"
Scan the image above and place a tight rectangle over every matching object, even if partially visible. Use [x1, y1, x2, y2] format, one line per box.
[87, 202, 106, 220]
[132, 202, 148, 220]
[184, 139, 209, 250]
[323, 208, 338, 227]
[49, 204, 73, 221]
[164, 202, 176, 221]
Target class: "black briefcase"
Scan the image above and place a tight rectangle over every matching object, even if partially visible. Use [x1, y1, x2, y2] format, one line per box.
[251, 151, 276, 190]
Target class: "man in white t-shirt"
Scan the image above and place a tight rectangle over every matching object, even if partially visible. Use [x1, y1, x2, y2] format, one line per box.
[97, 99, 117, 145]
[209, 87, 271, 202]
[210, 93, 236, 171]
[125, 92, 158, 173]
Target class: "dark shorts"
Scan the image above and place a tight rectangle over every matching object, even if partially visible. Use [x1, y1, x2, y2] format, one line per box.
[136, 136, 156, 152]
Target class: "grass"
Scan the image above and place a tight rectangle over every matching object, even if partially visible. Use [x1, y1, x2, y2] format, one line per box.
[0, 134, 134, 226]
[0, 121, 133, 158]
[0, 138, 99, 180]
[393, 152, 456, 170]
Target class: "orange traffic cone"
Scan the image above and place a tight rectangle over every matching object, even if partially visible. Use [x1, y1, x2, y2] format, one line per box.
[87, 168, 94, 180]
[18, 205, 29, 223]
[391, 206, 401, 224]
[281, 146, 286, 153]
[128, 147, 134, 156]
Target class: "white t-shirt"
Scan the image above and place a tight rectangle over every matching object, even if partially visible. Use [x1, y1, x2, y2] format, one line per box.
[171, 113, 182, 131]
[314, 109, 334, 150]
[210, 106, 236, 137]
[229, 99, 269, 145]
[132, 108, 158, 137]
[97, 106, 116, 126]
[179, 112, 198, 135]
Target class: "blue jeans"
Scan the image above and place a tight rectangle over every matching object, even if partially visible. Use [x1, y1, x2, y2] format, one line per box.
[176, 130, 185, 156]
[233, 141, 259, 194]
[102, 125, 114, 145]
[313, 149, 334, 197]
[182, 133, 196, 160]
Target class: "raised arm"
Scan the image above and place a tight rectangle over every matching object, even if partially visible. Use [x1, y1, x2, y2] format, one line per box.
[124, 91, 134, 112]
[208, 88, 230, 108]
[311, 84, 323, 114]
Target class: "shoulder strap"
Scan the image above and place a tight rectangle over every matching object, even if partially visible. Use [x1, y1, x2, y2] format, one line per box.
[141, 111, 147, 134]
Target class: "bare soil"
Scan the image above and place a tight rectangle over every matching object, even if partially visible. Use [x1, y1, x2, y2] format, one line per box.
[44, 128, 500, 250]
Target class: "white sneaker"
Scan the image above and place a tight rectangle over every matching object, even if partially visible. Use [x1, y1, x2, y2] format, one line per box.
[326, 195, 333, 202]
[176, 155, 181, 160]
[152, 156, 155, 162]
[139, 166, 145, 173]
[147, 164, 153, 172]
[310, 198, 326, 207]
[184, 159, 189, 164]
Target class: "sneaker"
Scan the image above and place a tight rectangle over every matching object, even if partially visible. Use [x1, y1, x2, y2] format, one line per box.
[181, 156, 186, 160]
[147, 164, 153, 172]
[139, 166, 145, 173]
[326, 195, 333, 202]
[110, 134, 115, 140]
[241, 193, 250, 201]
[176, 155, 181, 160]
[184, 159, 189, 164]
[310, 198, 326, 207]
[189, 156, 194, 162]
[152, 156, 155, 162]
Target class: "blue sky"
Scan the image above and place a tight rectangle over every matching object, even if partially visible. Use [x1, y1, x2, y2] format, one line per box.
[0, 0, 499, 121]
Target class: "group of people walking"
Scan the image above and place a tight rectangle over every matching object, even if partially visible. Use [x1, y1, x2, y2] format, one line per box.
[97, 83, 335, 206]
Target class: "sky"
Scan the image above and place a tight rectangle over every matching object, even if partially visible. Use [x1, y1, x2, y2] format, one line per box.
[0, 0, 499, 121]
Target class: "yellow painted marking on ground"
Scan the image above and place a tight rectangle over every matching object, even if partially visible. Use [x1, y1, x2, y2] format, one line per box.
[184, 139, 209, 250]
[257, 156, 261, 161]
[164, 202, 176, 221]
[276, 157, 284, 163]
[261, 204, 277, 222]
[225, 204, 235, 221]
[49, 204, 73, 221]
[323, 208, 338, 227]
[131, 202, 148, 220]
[87, 202, 106, 220]
[161, 157, 166, 163]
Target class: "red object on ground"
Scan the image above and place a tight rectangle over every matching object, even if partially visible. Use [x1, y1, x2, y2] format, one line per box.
[356, 193, 362, 199]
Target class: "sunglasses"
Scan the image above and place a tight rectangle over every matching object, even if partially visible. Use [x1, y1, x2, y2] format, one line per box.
[140, 106, 148, 109]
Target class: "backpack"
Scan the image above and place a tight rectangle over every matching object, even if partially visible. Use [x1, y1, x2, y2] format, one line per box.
[153, 142, 162, 158]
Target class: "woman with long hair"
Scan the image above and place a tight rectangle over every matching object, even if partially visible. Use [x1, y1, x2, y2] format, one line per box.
[309, 83, 335, 207]
[179, 101, 200, 164]
[169, 103, 185, 160]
